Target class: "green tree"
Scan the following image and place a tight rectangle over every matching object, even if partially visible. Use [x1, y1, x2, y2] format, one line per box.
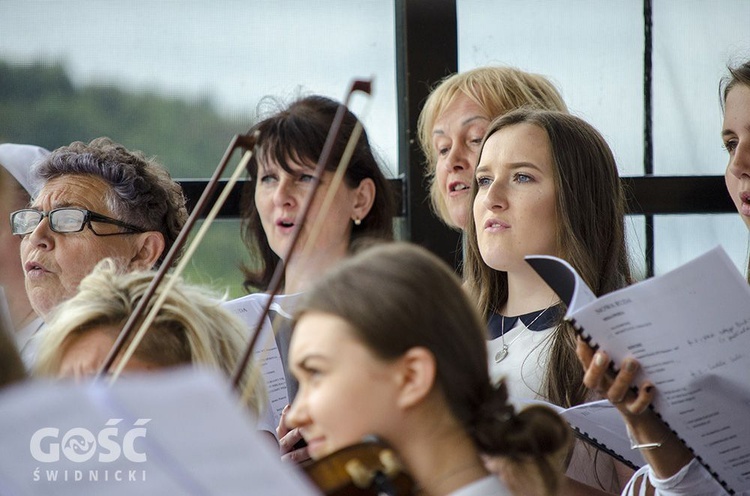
[0, 59, 255, 298]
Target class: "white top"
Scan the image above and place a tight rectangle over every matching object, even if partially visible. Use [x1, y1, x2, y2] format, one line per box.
[487, 320, 553, 402]
[16, 316, 44, 369]
[621, 459, 743, 495]
[487, 310, 623, 493]
[0, 143, 49, 195]
[450, 475, 512, 496]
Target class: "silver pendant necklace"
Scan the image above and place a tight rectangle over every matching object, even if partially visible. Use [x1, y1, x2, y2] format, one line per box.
[494, 304, 553, 363]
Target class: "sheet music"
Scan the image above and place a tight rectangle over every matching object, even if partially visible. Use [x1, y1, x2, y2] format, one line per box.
[223, 293, 302, 429]
[0, 368, 320, 495]
[527, 246, 750, 493]
[518, 399, 646, 469]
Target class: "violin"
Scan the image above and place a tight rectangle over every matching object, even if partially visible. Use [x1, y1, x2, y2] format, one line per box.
[301, 437, 416, 496]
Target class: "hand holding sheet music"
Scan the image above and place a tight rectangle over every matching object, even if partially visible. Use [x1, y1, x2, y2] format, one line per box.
[527, 246, 750, 495]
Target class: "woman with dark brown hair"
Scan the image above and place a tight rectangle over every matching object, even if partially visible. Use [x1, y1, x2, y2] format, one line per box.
[240, 94, 394, 295]
[235, 94, 395, 457]
[464, 108, 633, 493]
[287, 242, 571, 496]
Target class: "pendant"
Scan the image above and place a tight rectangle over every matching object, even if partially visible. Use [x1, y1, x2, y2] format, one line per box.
[494, 345, 509, 363]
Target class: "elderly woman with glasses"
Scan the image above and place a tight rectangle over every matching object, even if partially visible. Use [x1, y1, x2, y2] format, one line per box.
[12, 137, 187, 322]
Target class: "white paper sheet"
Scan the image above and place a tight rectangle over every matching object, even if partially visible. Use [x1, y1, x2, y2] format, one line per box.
[528, 246, 750, 494]
[0, 368, 320, 495]
[223, 293, 302, 429]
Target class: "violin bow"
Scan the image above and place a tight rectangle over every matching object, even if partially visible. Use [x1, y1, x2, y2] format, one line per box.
[230, 78, 373, 390]
[96, 131, 259, 381]
[299, 95, 372, 259]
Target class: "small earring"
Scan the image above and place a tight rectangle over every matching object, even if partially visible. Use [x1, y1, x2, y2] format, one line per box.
[353, 217, 362, 226]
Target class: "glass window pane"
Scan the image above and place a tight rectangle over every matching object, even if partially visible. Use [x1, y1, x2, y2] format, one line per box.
[186, 219, 249, 299]
[459, 1, 750, 279]
[654, 215, 748, 276]
[0, 0, 397, 297]
[653, 0, 750, 176]
[457, 0, 644, 175]
[0, 1, 398, 177]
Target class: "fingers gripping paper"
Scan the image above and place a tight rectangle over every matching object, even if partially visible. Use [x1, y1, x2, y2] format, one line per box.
[527, 246, 750, 495]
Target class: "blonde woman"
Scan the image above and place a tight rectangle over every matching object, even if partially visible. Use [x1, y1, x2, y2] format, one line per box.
[418, 65, 567, 230]
[33, 259, 270, 432]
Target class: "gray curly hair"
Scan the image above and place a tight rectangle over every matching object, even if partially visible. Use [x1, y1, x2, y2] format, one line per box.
[36, 137, 188, 266]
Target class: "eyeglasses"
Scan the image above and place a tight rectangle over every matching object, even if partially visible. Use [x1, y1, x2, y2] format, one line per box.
[10, 208, 146, 237]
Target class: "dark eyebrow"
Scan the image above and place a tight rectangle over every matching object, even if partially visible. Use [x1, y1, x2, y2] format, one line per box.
[475, 162, 544, 177]
[261, 159, 316, 175]
[292, 354, 327, 372]
[508, 162, 543, 172]
[722, 121, 750, 138]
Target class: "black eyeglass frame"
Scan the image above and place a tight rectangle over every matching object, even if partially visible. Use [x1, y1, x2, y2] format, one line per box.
[10, 207, 146, 237]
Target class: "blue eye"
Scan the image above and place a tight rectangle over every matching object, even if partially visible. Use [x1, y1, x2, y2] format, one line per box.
[259, 174, 277, 184]
[476, 176, 492, 188]
[299, 174, 315, 183]
[515, 173, 533, 183]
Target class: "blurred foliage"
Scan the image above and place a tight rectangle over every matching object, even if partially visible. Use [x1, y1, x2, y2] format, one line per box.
[183, 219, 253, 299]
[0, 59, 255, 298]
[0, 59, 252, 177]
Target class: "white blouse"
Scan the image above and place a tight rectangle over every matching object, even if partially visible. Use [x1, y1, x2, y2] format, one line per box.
[487, 320, 554, 403]
[486, 308, 623, 493]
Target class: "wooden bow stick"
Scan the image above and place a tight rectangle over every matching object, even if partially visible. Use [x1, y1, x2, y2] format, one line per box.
[230, 79, 373, 390]
[97, 132, 259, 381]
